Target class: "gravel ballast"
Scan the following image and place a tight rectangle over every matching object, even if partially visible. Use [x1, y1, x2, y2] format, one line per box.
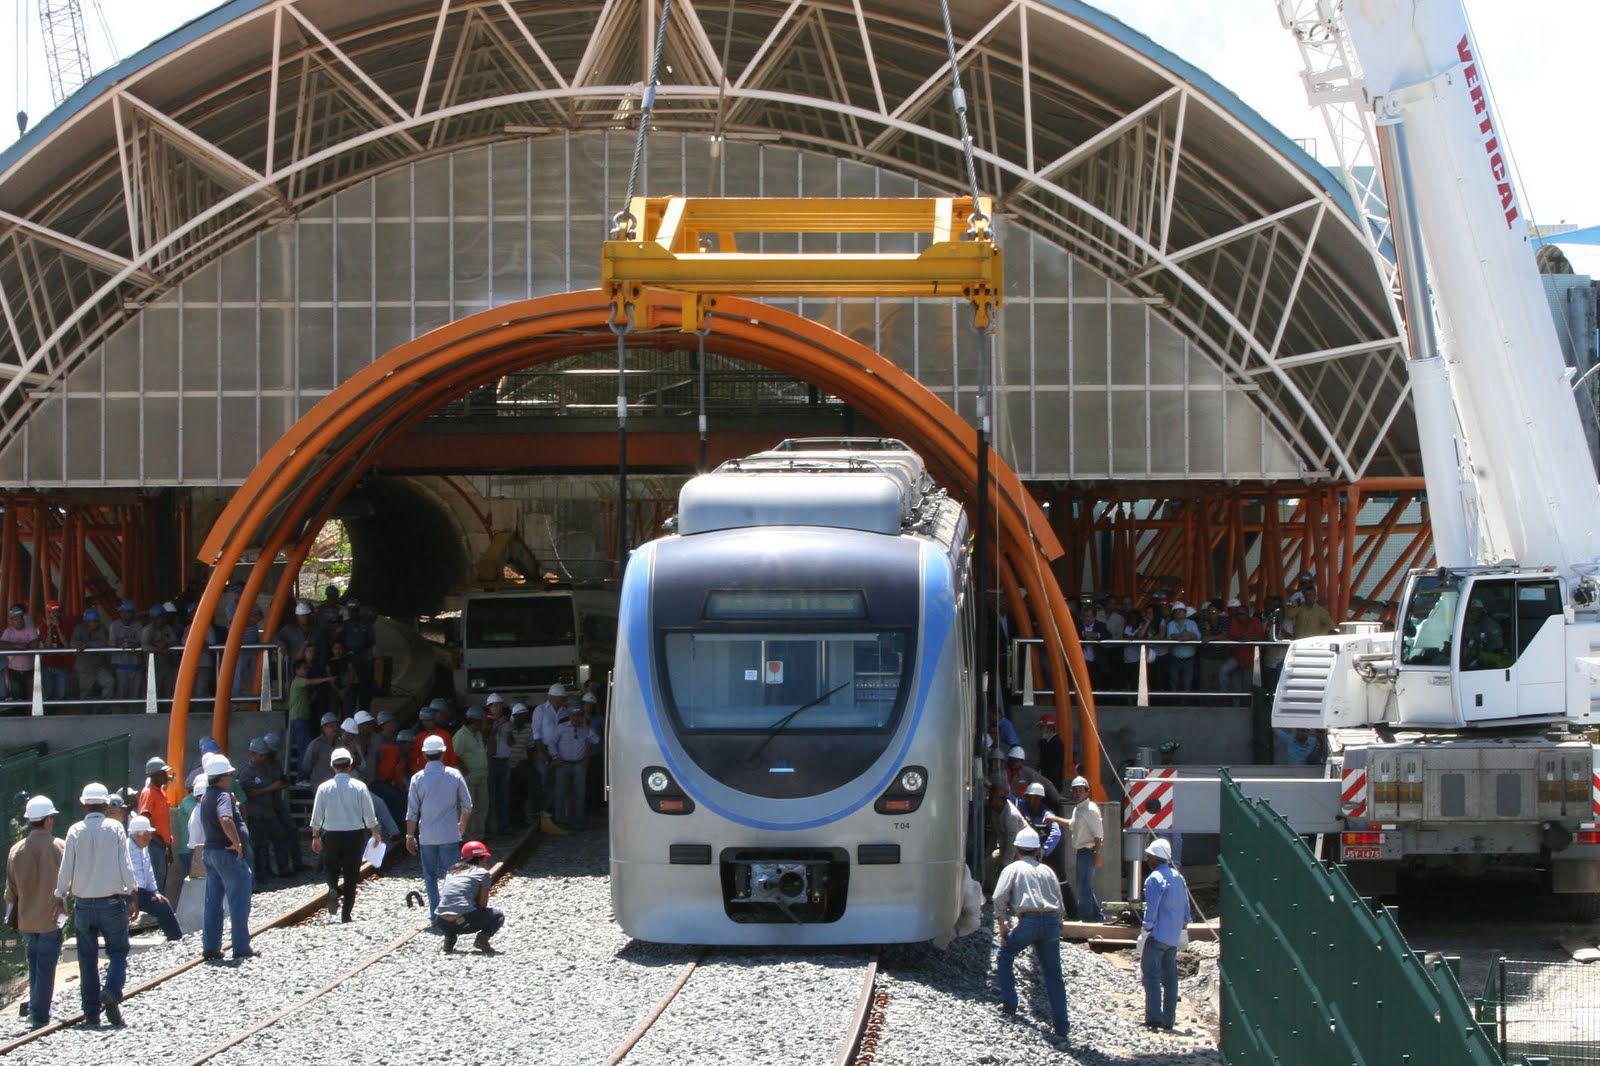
[7, 828, 1223, 1065]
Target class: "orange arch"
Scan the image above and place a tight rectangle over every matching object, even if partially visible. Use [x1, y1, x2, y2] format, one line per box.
[169, 290, 1099, 798]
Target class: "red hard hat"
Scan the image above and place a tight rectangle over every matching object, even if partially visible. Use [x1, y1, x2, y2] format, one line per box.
[1038, 713, 1057, 726]
[460, 840, 491, 861]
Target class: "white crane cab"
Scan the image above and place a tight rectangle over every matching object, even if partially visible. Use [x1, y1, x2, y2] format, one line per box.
[1275, 568, 1600, 733]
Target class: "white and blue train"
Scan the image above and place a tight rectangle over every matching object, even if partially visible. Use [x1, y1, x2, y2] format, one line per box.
[608, 438, 977, 945]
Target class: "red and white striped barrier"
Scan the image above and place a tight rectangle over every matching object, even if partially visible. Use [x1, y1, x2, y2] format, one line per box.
[1124, 767, 1175, 830]
[1342, 767, 1368, 819]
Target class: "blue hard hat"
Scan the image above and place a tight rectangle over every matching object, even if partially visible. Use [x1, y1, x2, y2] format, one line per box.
[120, 600, 135, 612]
[262, 731, 281, 751]
[248, 738, 269, 754]
[82, 608, 100, 622]
[319, 712, 338, 726]
[418, 707, 436, 722]
[198, 736, 220, 755]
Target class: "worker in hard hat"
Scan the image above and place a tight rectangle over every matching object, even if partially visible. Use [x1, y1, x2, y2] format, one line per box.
[6, 794, 65, 1029]
[1139, 838, 1191, 1031]
[434, 840, 505, 953]
[126, 815, 181, 940]
[55, 782, 140, 1026]
[1044, 775, 1105, 922]
[406, 733, 473, 922]
[992, 825, 1070, 1042]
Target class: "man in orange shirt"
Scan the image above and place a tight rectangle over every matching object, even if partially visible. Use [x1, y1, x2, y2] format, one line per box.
[409, 700, 458, 774]
[136, 756, 175, 894]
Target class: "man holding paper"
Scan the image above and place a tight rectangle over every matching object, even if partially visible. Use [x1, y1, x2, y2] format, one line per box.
[309, 746, 381, 924]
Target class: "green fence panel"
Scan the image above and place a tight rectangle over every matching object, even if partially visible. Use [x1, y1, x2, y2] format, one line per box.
[1220, 768, 1510, 1066]
[0, 734, 132, 886]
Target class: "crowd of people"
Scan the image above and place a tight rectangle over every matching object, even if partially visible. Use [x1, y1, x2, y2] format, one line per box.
[0, 663, 608, 1030]
[981, 709, 1197, 1044]
[0, 584, 379, 714]
[1066, 571, 1340, 699]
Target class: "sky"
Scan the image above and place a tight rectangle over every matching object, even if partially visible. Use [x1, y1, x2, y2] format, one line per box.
[1, 0, 1595, 238]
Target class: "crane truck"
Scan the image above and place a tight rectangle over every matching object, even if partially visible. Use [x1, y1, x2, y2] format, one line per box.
[1267, 0, 1600, 914]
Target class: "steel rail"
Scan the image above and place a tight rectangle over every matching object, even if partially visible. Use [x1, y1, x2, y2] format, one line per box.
[0, 824, 542, 1057]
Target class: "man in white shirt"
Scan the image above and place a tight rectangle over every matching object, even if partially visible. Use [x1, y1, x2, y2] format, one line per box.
[548, 705, 599, 830]
[310, 747, 381, 923]
[55, 782, 139, 1027]
[529, 682, 569, 819]
[126, 815, 181, 940]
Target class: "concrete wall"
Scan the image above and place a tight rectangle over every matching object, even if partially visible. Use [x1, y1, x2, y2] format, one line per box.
[0, 712, 286, 790]
[1008, 701, 1256, 796]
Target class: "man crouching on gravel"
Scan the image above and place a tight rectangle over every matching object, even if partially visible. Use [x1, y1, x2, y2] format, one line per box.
[992, 826, 1070, 1042]
[434, 840, 504, 953]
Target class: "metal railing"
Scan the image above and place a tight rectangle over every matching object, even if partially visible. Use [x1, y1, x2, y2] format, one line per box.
[1011, 636, 1288, 702]
[1219, 769, 1534, 1064]
[0, 644, 283, 715]
[1479, 957, 1600, 1066]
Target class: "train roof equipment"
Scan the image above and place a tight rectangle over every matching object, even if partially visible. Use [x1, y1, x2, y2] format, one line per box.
[676, 438, 946, 538]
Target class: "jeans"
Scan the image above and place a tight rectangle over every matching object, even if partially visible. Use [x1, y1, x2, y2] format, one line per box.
[552, 760, 587, 827]
[289, 718, 313, 776]
[202, 846, 254, 955]
[1167, 655, 1196, 693]
[419, 841, 458, 919]
[437, 905, 505, 943]
[137, 887, 182, 940]
[508, 761, 531, 826]
[21, 929, 62, 1029]
[149, 841, 168, 893]
[371, 782, 406, 829]
[1141, 936, 1180, 1026]
[1074, 849, 1103, 922]
[42, 667, 68, 702]
[72, 896, 130, 1021]
[996, 915, 1069, 1036]
[489, 757, 512, 834]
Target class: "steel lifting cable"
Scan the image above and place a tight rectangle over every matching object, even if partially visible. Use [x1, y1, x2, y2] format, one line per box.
[935, 0, 988, 234]
[608, 0, 674, 566]
[695, 317, 711, 472]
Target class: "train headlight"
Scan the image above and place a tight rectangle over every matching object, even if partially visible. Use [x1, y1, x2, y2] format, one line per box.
[874, 765, 930, 815]
[640, 766, 695, 815]
[646, 770, 670, 793]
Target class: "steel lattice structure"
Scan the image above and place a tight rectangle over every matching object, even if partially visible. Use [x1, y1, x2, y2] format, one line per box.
[0, 0, 1411, 485]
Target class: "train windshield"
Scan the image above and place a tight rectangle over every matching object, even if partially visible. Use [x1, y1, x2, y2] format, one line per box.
[464, 595, 575, 648]
[660, 630, 911, 732]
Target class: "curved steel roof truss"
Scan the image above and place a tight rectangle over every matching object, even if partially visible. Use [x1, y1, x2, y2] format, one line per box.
[0, 0, 1411, 481]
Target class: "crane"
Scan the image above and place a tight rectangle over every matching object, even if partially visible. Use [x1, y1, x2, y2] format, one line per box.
[1270, 0, 1600, 914]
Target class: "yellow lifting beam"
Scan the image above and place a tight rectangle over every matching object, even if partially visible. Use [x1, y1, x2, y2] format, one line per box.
[600, 196, 1002, 331]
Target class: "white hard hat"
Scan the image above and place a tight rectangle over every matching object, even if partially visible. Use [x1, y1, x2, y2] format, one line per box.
[547, 683, 567, 697]
[340, 717, 358, 733]
[1171, 601, 1188, 612]
[331, 747, 353, 766]
[295, 601, 313, 616]
[581, 692, 597, 704]
[24, 795, 57, 819]
[1006, 745, 1026, 761]
[1025, 782, 1046, 798]
[192, 777, 208, 798]
[79, 782, 110, 805]
[128, 815, 154, 835]
[1227, 597, 1242, 608]
[353, 710, 375, 726]
[1014, 826, 1041, 850]
[1070, 776, 1090, 790]
[421, 734, 447, 755]
[511, 703, 529, 716]
[204, 754, 236, 777]
[485, 692, 505, 705]
[1146, 838, 1173, 862]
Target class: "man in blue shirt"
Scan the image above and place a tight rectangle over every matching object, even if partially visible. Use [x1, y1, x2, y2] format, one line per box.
[200, 754, 258, 962]
[1140, 837, 1191, 1030]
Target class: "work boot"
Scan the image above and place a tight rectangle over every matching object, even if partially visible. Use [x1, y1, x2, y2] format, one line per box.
[102, 992, 122, 1027]
[442, 931, 457, 953]
[326, 887, 339, 915]
[473, 932, 495, 953]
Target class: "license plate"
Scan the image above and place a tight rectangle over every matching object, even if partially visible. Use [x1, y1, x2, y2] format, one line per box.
[1343, 845, 1382, 860]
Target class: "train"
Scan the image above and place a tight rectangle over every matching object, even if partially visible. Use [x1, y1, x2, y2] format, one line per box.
[608, 438, 976, 945]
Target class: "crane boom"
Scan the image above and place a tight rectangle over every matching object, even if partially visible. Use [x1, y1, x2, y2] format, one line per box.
[37, 0, 94, 107]
[1340, 0, 1600, 576]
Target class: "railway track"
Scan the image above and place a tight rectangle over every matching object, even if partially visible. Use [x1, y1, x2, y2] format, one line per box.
[0, 825, 542, 1060]
[602, 946, 886, 1066]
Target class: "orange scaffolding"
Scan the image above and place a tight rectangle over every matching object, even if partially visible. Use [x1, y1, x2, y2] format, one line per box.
[0, 494, 159, 617]
[1044, 480, 1433, 622]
